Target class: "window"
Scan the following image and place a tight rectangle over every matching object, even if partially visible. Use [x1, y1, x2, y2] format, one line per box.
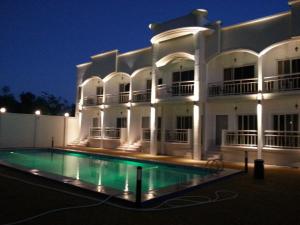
[158, 78, 163, 85]
[116, 117, 127, 128]
[146, 80, 152, 90]
[92, 117, 99, 127]
[278, 58, 300, 75]
[238, 115, 257, 130]
[96, 86, 103, 95]
[141, 117, 150, 129]
[224, 65, 255, 81]
[273, 114, 298, 131]
[77, 87, 82, 101]
[119, 83, 130, 93]
[172, 70, 194, 82]
[176, 116, 192, 129]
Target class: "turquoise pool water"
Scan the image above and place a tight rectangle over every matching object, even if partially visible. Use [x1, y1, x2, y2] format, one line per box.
[0, 149, 214, 194]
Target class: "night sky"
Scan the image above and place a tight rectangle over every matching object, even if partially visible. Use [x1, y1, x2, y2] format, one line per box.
[0, 0, 289, 103]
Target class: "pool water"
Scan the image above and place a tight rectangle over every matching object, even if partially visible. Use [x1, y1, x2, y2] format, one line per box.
[0, 149, 214, 194]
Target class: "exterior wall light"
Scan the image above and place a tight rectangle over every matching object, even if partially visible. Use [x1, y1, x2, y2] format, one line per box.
[0, 107, 6, 114]
[257, 91, 263, 104]
[35, 110, 41, 116]
[64, 112, 70, 117]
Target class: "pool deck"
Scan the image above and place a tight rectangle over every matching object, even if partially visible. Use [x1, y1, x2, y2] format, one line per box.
[65, 146, 230, 168]
[1, 146, 300, 225]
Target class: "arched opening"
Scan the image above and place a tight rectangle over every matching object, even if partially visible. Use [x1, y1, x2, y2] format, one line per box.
[81, 76, 104, 106]
[207, 50, 259, 97]
[131, 67, 152, 103]
[104, 72, 130, 104]
[156, 52, 195, 99]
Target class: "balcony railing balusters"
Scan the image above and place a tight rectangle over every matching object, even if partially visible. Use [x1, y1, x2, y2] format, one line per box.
[264, 73, 300, 93]
[208, 78, 258, 97]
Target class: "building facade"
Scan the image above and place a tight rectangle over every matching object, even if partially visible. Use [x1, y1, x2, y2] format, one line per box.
[75, 0, 300, 166]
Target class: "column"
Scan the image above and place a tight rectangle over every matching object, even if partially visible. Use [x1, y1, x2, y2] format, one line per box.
[100, 108, 105, 148]
[193, 32, 206, 160]
[257, 56, 264, 160]
[127, 106, 134, 145]
[150, 43, 159, 155]
[254, 56, 265, 179]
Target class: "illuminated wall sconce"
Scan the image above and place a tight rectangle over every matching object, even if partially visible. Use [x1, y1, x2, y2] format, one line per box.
[257, 91, 263, 104]
[64, 112, 70, 117]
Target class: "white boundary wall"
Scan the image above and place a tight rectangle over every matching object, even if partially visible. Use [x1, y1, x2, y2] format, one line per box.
[0, 113, 79, 148]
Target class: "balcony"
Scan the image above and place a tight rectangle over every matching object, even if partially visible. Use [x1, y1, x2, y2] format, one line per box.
[142, 128, 150, 141]
[264, 130, 300, 149]
[104, 127, 120, 139]
[222, 130, 257, 147]
[132, 90, 151, 103]
[165, 129, 192, 143]
[83, 95, 103, 106]
[222, 130, 300, 149]
[264, 73, 300, 93]
[105, 92, 129, 104]
[157, 82, 194, 99]
[89, 127, 102, 138]
[208, 78, 258, 97]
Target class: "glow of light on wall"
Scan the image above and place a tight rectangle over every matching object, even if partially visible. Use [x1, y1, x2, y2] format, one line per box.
[193, 104, 200, 160]
[256, 103, 262, 160]
[155, 52, 195, 68]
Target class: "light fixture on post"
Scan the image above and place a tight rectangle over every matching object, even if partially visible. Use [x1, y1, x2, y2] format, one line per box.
[0, 107, 6, 114]
[254, 91, 264, 179]
[33, 110, 41, 148]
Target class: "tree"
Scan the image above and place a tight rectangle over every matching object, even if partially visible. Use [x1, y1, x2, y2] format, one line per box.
[0, 86, 19, 112]
[0, 86, 74, 116]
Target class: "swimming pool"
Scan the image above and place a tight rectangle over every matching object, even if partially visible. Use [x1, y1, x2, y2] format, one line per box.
[0, 148, 238, 203]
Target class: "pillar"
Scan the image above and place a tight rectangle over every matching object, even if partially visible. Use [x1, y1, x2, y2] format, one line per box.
[193, 32, 206, 160]
[257, 57, 264, 159]
[100, 108, 105, 148]
[127, 107, 135, 144]
[150, 43, 159, 155]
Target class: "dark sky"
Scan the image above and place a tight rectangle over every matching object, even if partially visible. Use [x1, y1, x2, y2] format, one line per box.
[0, 0, 289, 103]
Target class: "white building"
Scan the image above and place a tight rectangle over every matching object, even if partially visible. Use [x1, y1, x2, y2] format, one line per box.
[75, 0, 300, 166]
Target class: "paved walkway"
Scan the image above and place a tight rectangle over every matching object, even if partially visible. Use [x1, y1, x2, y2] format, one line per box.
[1, 146, 299, 225]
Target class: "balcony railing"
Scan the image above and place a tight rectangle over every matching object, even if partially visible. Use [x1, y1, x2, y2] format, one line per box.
[165, 129, 191, 143]
[264, 73, 300, 93]
[142, 128, 150, 141]
[132, 90, 151, 102]
[208, 78, 258, 97]
[157, 82, 194, 98]
[105, 92, 129, 104]
[83, 95, 103, 106]
[264, 130, 300, 149]
[89, 127, 102, 138]
[104, 127, 120, 139]
[222, 129, 300, 149]
[222, 130, 258, 147]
